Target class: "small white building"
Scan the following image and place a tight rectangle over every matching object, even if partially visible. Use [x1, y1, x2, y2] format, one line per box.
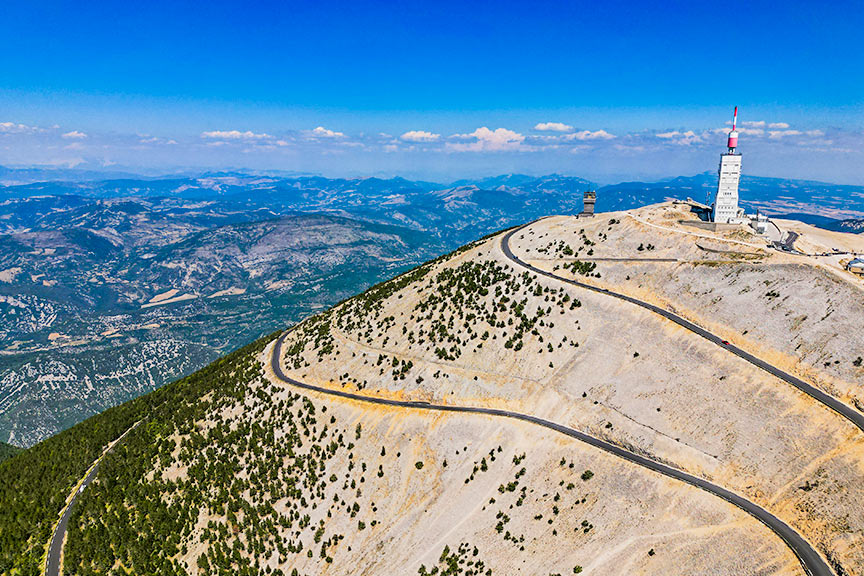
[749, 210, 769, 234]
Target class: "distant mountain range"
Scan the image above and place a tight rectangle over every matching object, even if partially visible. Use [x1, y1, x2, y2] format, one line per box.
[2, 169, 862, 446]
[596, 172, 864, 222]
[3, 167, 863, 221]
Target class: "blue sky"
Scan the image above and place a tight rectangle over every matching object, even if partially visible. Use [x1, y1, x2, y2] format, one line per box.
[1, 0, 862, 183]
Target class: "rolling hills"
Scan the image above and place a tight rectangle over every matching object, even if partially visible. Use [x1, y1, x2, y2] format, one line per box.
[0, 207, 442, 445]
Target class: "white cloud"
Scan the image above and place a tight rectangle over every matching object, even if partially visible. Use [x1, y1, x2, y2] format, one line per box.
[309, 126, 345, 138]
[716, 126, 764, 136]
[655, 130, 704, 145]
[769, 129, 802, 139]
[567, 129, 615, 141]
[737, 127, 765, 136]
[0, 122, 43, 134]
[201, 130, 272, 140]
[400, 130, 440, 142]
[448, 127, 526, 152]
[61, 130, 88, 140]
[534, 122, 573, 132]
[139, 136, 178, 145]
[735, 120, 791, 133]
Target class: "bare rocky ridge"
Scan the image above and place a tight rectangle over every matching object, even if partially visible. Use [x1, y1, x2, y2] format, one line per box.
[275, 202, 864, 575]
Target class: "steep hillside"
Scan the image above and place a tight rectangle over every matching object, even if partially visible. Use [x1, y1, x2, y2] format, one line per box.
[2, 329, 800, 576]
[276, 204, 864, 574]
[0, 336, 274, 576]
[4, 202, 862, 576]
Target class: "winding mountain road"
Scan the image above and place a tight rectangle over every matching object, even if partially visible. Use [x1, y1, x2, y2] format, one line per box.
[501, 224, 864, 435]
[270, 332, 832, 576]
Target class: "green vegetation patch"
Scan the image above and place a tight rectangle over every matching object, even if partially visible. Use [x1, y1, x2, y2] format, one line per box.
[418, 542, 492, 576]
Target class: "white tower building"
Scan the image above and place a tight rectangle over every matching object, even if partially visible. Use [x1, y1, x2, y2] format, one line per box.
[712, 107, 742, 223]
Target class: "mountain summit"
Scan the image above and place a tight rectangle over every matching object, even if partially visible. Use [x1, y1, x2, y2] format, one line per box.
[2, 201, 862, 576]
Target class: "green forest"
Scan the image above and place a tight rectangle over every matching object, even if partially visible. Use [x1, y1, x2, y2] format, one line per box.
[0, 442, 21, 464]
[0, 333, 277, 576]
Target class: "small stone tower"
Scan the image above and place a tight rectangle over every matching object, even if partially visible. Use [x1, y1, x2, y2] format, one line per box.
[580, 190, 596, 217]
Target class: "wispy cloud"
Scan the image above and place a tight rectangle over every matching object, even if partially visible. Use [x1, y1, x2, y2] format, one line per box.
[61, 130, 88, 140]
[714, 126, 764, 136]
[733, 119, 791, 132]
[655, 130, 704, 145]
[768, 129, 802, 139]
[201, 130, 272, 140]
[613, 143, 646, 153]
[139, 136, 178, 145]
[534, 122, 573, 132]
[400, 130, 440, 142]
[567, 129, 615, 141]
[448, 127, 526, 152]
[0, 122, 43, 134]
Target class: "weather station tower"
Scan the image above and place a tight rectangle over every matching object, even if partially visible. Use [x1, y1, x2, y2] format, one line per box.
[712, 107, 743, 223]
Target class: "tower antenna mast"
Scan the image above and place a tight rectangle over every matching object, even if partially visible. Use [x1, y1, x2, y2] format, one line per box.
[727, 106, 739, 152]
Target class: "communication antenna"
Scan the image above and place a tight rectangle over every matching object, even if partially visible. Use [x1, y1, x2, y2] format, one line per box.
[727, 106, 739, 152]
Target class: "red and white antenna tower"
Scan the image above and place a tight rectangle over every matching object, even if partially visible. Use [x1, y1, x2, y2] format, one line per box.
[727, 106, 739, 152]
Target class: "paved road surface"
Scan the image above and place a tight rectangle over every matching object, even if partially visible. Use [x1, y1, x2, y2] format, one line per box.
[270, 332, 832, 576]
[45, 424, 138, 576]
[501, 225, 864, 435]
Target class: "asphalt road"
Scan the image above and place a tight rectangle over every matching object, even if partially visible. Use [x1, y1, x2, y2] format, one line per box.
[45, 424, 138, 576]
[501, 225, 864, 435]
[270, 332, 832, 576]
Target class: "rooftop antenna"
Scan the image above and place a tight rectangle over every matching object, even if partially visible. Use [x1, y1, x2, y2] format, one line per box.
[727, 106, 739, 152]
